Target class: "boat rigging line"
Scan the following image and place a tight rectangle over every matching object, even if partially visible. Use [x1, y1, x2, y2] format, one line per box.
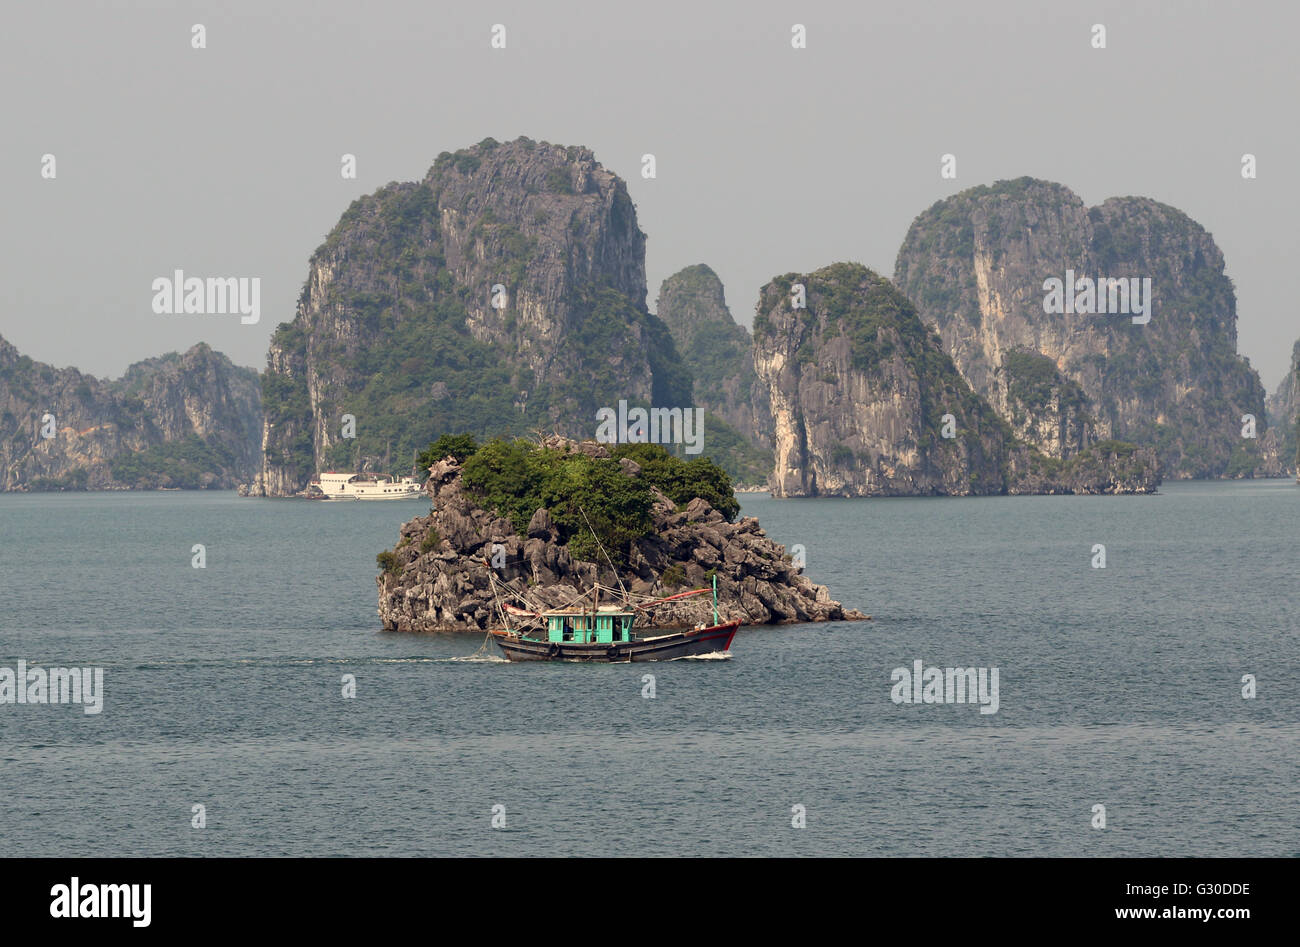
[577, 505, 631, 605]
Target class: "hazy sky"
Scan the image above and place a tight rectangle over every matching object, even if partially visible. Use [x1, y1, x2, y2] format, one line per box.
[2, 0, 1296, 388]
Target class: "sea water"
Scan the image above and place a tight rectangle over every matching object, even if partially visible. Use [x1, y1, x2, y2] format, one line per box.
[0, 482, 1295, 856]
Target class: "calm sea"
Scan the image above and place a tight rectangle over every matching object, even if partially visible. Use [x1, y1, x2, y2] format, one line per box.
[0, 481, 1296, 856]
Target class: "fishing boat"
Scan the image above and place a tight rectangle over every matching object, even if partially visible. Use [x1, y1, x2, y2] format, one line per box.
[489, 576, 740, 663]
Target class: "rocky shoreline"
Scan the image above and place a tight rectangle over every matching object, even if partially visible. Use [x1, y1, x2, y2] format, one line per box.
[376, 443, 868, 632]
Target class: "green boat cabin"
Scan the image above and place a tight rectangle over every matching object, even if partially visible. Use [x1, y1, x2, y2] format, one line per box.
[543, 605, 635, 644]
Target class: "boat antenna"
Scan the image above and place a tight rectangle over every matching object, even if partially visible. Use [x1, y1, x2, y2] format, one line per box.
[578, 505, 630, 605]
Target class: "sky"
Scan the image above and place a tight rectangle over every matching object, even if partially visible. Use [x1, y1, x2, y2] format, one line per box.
[2, 0, 1296, 389]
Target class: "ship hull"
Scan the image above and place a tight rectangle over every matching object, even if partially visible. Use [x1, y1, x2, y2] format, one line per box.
[493, 621, 740, 662]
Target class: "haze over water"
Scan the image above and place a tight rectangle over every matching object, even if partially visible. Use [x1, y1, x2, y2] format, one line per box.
[1, 481, 1295, 856]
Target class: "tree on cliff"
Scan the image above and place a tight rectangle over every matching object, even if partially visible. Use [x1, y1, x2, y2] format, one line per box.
[426, 437, 739, 564]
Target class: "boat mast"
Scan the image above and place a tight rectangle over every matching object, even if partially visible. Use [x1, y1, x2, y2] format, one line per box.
[712, 572, 718, 627]
[484, 558, 511, 631]
[578, 505, 630, 605]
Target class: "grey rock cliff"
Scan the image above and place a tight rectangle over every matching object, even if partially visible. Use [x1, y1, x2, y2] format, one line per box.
[0, 336, 262, 490]
[376, 442, 866, 632]
[656, 264, 769, 446]
[893, 177, 1268, 478]
[1264, 339, 1299, 477]
[751, 262, 1159, 497]
[252, 137, 691, 496]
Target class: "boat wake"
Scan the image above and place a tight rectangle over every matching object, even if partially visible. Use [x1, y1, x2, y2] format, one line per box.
[132, 655, 497, 670]
[442, 654, 509, 663]
[674, 650, 733, 661]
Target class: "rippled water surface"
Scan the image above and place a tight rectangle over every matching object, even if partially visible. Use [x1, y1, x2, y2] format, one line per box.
[1, 482, 1296, 855]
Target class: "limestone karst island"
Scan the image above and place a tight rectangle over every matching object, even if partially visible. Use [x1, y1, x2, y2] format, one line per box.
[4, 137, 1296, 644]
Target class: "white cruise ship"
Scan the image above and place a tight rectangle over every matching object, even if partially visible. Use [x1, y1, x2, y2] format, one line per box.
[309, 472, 423, 500]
